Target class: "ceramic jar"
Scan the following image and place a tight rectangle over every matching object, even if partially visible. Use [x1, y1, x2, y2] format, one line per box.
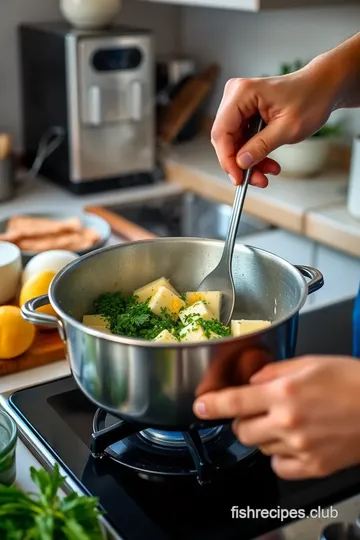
[60, 0, 122, 29]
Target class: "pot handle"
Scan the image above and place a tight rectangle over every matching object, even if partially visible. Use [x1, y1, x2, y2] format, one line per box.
[295, 265, 324, 295]
[21, 294, 66, 341]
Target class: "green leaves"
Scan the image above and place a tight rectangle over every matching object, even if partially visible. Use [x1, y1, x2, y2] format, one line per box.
[95, 291, 126, 320]
[0, 463, 105, 540]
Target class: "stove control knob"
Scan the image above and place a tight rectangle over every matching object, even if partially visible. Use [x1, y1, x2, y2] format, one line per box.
[320, 523, 360, 540]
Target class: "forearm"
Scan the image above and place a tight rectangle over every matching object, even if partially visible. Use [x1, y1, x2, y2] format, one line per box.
[308, 32, 360, 110]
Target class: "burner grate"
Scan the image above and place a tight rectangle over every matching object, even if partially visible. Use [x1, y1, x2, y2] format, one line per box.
[139, 426, 222, 448]
[90, 408, 257, 485]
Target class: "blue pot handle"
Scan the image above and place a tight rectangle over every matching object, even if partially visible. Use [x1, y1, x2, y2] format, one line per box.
[295, 265, 324, 295]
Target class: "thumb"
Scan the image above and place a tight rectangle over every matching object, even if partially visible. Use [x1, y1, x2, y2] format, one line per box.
[236, 120, 288, 169]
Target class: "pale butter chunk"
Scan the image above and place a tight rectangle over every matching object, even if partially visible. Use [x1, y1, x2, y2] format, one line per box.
[88, 326, 112, 334]
[179, 323, 220, 342]
[185, 292, 221, 320]
[134, 277, 179, 303]
[148, 286, 186, 319]
[231, 319, 271, 337]
[179, 301, 216, 325]
[83, 314, 107, 327]
[153, 329, 178, 343]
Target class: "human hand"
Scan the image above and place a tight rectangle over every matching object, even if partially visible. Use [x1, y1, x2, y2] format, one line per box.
[211, 61, 337, 187]
[193, 355, 360, 480]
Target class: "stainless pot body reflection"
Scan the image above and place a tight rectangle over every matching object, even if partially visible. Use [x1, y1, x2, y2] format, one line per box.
[21, 238, 323, 430]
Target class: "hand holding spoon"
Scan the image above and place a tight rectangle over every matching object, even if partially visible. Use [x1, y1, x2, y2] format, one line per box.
[196, 117, 265, 326]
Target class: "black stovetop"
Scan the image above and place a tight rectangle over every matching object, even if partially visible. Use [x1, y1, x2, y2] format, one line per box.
[9, 299, 360, 540]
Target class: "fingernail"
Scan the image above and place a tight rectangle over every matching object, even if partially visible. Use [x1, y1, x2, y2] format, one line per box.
[228, 174, 236, 185]
[194, 400, 207, 418]
[237, 152, 254, 169]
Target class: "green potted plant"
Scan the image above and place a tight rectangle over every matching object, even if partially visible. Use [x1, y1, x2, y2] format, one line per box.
[267, 60, 342, 177]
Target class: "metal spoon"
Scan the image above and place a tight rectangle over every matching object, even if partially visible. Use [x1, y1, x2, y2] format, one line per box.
[197, 117, 265, 326]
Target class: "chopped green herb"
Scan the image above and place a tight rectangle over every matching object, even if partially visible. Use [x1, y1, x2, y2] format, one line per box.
[93, 290, 231, 342]
[200, 318, 232, 338]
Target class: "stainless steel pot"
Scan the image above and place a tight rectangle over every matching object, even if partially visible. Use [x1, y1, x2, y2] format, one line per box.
[21, 238, 323, 430]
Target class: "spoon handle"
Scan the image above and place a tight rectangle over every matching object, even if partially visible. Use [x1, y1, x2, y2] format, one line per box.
[221, 117, 265, 268]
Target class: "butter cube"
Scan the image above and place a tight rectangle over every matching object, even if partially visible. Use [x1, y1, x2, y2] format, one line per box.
[185, 292, 221, 320]
[134, 277, 179, 303]
[148, 286, 186, 319]
[231, 319, 271, 337]
[83, 314, 107, 327]
[153, 330, 178, 343]
[89, 325, 112, 334]
[180, 324, 208, 342]
[179, 323, 219, 343]
[179, 301, 215, 325]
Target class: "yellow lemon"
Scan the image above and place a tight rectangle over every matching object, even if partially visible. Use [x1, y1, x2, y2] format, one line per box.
[19, 270, 57, 317]
[0, 306, 36, 359]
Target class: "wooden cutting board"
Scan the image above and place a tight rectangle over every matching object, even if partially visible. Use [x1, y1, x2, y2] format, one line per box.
[0, 330, 65, 377]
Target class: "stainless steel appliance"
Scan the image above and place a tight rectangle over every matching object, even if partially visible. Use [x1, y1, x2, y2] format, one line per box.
[21, 239, 323, 429]
[19, 23, 155, 194]
[2, 298, 360, 540]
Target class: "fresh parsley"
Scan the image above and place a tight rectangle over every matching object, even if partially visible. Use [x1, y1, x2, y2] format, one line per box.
[94, 291, 230, 341]
[0, 463, 105, 540]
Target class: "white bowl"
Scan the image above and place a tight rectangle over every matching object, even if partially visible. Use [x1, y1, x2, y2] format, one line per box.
[271, 139, 331, 178]
[0, 242, 22, 305]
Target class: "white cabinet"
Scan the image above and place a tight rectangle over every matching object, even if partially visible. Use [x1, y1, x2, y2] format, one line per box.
[137, 0, 356, 12]
[240, 229, 315, 266]
[311, 245, 360, 310]
[236, 229, 360, 314]
[239, 229, 316, 312]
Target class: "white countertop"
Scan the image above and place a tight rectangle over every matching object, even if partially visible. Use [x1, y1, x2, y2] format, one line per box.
[2, 361, 70, 495]
[164, 137, 360, 255]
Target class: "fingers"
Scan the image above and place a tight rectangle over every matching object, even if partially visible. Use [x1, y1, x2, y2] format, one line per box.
[193, 385, 270, 420]
[236, 121, 289, 170]
[250, 360, 303, 384]
[258, 157, 281, 175]
[271, 456, 311, 480]
[259, 441, 287, 456]
[232, 416, 276, 447]
[244, 158, 281, 188]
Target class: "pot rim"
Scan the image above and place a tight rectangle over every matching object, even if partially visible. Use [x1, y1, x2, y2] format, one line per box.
[49, 237, 309, 349]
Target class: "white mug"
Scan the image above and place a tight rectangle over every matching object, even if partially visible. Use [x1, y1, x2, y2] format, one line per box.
[0, 242, 22, 305]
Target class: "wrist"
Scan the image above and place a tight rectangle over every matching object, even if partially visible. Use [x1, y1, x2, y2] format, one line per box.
[307, 33, 360, 110]
[305, 53, 349, 112]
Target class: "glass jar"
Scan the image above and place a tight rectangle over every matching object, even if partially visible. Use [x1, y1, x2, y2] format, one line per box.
[0, 408, 17, 486]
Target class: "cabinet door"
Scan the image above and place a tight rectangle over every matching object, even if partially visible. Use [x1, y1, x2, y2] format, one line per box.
[239, 229, 316, 312]
[311, 245, 360, 310]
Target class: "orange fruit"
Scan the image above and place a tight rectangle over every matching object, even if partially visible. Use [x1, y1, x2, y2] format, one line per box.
[19, 270, 57, 318]
[0, 305, 36, 359]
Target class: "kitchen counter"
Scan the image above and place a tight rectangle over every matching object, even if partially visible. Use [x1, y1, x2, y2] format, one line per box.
[0, 173, 181, 221]
[0, 148, 358, 258]
[1, 360, 71, 506]
[164, 136, 360, 257]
